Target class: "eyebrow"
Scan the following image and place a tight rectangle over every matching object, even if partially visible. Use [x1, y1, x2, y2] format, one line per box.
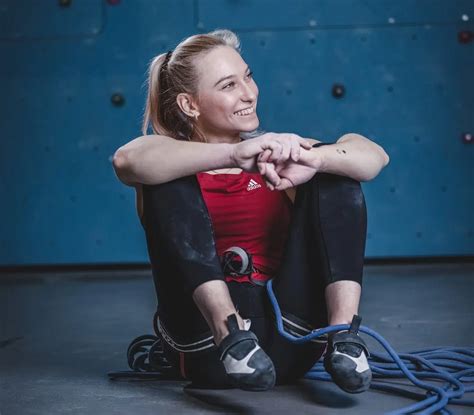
[214, 66, 250, 87]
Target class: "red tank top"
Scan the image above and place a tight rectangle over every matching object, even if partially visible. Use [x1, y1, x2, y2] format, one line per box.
[196, 171, 292, 284]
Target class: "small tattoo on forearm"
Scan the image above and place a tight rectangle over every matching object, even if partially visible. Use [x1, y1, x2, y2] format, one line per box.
[336, 149, 347, 155]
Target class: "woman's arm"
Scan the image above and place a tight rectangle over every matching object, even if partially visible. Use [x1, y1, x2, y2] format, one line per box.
[301, 133, 390, 182]
[112, 133, 312, 186]
[257, 134, 389, 190]
[112, 135, 234, 186]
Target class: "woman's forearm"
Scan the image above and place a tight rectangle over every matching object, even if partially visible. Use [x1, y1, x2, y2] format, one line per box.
[112, 133, 312, 186]
[112, 135, 235, 186]
[315, 133, 390, 182]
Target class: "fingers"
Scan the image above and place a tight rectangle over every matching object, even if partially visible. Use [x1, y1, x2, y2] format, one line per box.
[274, 178, 295, 191]
[262, 134, 312, 164]
[264, 179, 275, 191]
[279, 139, 291, 163]
[233, 133, 311, 172]
[258, 149, 272, 163]
[299, 137, 313, 149]
[262, 162, 281, 188]
[266, 141, 283, 163]
[258, 159, 281, 188]
[290, 139, 301, 162]
[258, 150, 281, 187]
[259, 160, 295, 191]
[258, 152, 279, 190]
[263, 139, 292, 164]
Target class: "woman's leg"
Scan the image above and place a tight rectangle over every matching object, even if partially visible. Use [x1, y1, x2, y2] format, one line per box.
[142, 175, 236, 384]
[142, 175, 274, 389]
[267, 172, 368, 385]
[142, 175, 245, 339]
[271, 172, 367, 328]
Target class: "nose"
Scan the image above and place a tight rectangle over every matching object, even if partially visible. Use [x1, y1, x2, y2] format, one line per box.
[241, 81, 257, 102]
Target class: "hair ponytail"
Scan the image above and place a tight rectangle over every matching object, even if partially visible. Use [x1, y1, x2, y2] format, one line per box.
[142, 53, 167, 136]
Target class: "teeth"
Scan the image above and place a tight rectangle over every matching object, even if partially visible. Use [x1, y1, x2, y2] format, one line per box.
[235, 106, 254, 116]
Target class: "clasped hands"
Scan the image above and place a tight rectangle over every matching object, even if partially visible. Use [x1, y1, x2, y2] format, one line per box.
[233, 132, 324, 191]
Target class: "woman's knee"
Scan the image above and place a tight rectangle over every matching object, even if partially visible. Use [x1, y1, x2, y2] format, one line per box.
[307, 173, 367, 286]
[142, 175, 224, 297]
[143, 175, 215, 253]
[143, 175, 208, 219]
[312, 172, 366, 212]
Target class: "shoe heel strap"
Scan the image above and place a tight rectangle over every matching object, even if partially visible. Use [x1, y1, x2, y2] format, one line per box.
[217, 330, 258, 360]
[226, 314, 240, 333]
[349, 314, 362, 334]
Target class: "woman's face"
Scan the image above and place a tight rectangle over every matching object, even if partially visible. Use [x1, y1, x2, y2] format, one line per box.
[193, 46, 259, 141]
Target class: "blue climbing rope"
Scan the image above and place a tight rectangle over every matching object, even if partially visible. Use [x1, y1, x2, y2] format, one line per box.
[266, 279, 474, 415]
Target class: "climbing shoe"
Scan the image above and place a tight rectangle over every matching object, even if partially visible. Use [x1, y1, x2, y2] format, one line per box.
[324, 315, 372, 393]
[217, 314, 276, 391]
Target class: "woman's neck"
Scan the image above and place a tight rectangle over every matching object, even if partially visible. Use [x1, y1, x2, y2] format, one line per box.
[193, 130, 241, 144]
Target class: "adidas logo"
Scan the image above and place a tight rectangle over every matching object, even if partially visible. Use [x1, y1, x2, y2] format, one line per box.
[247, 179, 261, 191]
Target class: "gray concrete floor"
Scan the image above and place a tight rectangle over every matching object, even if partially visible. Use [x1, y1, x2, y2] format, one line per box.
[0, 263, 473, 414]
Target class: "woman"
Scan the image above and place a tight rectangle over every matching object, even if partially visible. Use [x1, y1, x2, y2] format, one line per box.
[113, 30, 389, 392]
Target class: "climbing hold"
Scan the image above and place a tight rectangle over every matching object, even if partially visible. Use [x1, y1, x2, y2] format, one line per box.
[332, 84, 345, 99]
[111, 93, 125, 107]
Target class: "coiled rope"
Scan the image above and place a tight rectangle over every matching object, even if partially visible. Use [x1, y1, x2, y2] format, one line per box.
[108, 280, 473, 414]
[266, 279, 474, 415]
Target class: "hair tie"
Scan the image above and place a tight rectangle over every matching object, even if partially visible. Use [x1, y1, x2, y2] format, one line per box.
[162, 50, 173, 69]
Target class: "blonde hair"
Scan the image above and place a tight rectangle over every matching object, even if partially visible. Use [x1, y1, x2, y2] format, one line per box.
[142, 29, 241, 141]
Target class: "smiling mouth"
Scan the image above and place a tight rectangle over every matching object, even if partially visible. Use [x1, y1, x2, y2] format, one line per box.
[234, 106, 255, 116]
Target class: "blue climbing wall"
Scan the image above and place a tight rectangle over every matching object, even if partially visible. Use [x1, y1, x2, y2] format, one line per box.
[0, 0, 472, 266]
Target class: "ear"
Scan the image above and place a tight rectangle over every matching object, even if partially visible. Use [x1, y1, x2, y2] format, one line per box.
[176, 93, 200, 118]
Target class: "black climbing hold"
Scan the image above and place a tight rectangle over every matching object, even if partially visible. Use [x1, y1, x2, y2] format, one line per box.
[111, 93, 125, 107]
[332, 84, 345, 99]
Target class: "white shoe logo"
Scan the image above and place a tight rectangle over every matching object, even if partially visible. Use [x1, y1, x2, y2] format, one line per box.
[247, 179, 261, 191]
[333, 350, 370, 373]
[223, 345, 259, 374]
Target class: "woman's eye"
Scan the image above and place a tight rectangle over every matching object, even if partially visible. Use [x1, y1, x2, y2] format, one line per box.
[223, 82, 235, 89]
[246, 71, 253, 79]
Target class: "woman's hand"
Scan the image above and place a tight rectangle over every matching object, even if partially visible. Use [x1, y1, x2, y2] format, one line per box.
[231, 133, 313, 172]
[257, 146, 324, 190]
[253, 133, 390, 188]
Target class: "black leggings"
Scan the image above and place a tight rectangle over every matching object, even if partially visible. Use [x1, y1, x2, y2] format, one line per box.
[142, 172, 367, 387]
